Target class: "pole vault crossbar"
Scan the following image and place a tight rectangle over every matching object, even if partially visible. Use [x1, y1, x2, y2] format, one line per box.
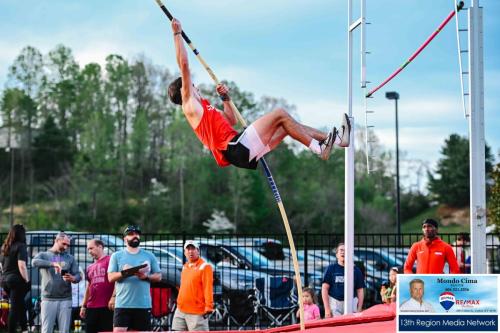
[366, 1, 464, 98]
[153, 0, 306, 330]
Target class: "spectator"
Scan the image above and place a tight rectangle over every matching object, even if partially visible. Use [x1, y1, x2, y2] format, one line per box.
[454, 233, 471, 274]
[321, 243, 365, 317]
[296, 287, 320, 321]
[0, 224, 30, 333]
[107, 225, 161, 332]
[404, 219, 460, 274]
[399, 278, 435, 312]
[172, 240, 214, 331]
[380, 267, 399, 304]
[80, 239, 115, 333]
[32, 231, 81, 333]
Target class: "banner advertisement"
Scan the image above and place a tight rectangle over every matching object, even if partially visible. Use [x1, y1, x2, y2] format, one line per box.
[397, 274, 499, 332]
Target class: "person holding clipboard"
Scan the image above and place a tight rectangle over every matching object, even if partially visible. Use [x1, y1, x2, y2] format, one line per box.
[107, 225, 161, 332]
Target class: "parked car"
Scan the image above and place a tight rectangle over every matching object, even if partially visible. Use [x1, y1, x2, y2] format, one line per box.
[142, 241, 261, 293]
[218, 240, 324, 289]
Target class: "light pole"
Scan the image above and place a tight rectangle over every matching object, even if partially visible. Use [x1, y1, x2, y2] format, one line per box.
[385, 91, 400, 245]
[7, 110, 15, 227]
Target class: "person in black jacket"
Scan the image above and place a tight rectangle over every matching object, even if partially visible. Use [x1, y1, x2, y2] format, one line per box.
[1, 224, 30, 333]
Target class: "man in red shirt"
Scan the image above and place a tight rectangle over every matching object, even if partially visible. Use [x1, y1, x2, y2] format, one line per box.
[404, 219, 460, 274]
[80, 239, 115, 333]
[169, 18, 351, 170]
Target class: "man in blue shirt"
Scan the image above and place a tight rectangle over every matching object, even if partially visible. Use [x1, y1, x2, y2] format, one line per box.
[107, 225, 161, 332]
[321, 243, 365, 317]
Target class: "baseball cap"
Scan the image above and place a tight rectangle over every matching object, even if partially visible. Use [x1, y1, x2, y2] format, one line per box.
[184, 240, 200, 250]
[422, 218, 438, 229]
[123, 225, 142, 236]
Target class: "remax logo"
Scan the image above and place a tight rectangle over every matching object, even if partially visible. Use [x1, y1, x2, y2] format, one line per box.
[439, 292, 456, 311]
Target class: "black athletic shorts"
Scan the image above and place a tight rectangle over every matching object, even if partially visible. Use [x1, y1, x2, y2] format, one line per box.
[85, 307, 113, 333]
[223, 132, 259, 170]
[113, 308, 151, 331]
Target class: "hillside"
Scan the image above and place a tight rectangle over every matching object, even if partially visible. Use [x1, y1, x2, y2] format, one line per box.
[402, 205, 470, 233]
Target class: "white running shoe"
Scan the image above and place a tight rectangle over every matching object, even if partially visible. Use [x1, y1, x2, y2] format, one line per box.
[337, 113, 351, 148]
[320, 128, 336, 160]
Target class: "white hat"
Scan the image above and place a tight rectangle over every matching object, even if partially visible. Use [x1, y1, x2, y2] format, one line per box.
[184, 240, 200, 250]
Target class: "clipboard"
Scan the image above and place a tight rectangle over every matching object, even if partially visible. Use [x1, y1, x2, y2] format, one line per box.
[120, 263, 147, 278]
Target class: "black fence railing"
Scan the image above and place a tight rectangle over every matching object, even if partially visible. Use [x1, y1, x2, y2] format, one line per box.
[1, 231, 499, 331]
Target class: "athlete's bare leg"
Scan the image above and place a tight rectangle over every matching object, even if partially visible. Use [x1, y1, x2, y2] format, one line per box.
[301, 124, 328, 142]
[250, 108, 328, 148]
[268, 127, 287, 151]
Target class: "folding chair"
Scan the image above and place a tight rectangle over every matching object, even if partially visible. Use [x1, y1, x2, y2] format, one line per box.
[150, 287, 175, 331]
[232, 276, 298, 329]
[225, 289, 259, 330]
[254, 276, 298, 328]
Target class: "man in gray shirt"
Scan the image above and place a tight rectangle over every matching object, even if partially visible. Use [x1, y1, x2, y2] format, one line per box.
[32, 232, 81, 333]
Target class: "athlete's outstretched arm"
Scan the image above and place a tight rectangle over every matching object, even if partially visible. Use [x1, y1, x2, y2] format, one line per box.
[172, 18, 192, 102]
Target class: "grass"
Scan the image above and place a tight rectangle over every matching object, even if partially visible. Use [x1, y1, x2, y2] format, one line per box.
[401, 206, 469, 234]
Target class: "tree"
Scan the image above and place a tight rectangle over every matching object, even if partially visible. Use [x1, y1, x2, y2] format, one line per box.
[41, 45, 79, 131]
[490, 163, 500, 229]
[428, 134, 493, 207]
[8, 46, 44, 202]
[32, 116, 74, 182]
[105, 54, 132, 200]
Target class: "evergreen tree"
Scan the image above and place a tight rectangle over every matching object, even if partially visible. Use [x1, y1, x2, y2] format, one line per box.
[32, 115, 74, 182]
[428, 134, 493, 207]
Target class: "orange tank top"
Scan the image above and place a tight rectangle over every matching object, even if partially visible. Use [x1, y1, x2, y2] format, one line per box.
[193, 99, 238, 167]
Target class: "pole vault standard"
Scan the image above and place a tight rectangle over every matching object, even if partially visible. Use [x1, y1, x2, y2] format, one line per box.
[366, 1, 464, 98]
[153, 0, 306, 329]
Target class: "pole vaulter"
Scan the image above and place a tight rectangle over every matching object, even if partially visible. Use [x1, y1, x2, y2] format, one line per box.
[366, 1, 464, 98]
[153, 0, 307, 329]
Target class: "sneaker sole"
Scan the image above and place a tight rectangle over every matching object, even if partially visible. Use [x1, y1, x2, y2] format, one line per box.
[339, 114, 351, 147]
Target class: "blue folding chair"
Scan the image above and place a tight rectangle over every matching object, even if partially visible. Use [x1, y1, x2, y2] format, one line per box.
[253, 276, 298, 328]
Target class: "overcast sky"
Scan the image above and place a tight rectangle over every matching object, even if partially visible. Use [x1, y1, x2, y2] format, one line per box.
[1, 0, 498, 188]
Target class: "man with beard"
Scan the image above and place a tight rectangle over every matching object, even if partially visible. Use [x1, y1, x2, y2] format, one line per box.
[404, 219, 460, 274]
[171, 240, 213, 331]
[107, 226, 161, 332]
[80, 239, 115, 333]
[32, 232, 81, 333]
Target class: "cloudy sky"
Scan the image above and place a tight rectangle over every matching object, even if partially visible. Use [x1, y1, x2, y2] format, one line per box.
[1, 0, 498, 184]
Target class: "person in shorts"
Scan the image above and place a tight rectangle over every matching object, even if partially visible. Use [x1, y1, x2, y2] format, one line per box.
[107, 226, 161, 332]
[168, 18, 351, 170]
[172, 240, 213, 331]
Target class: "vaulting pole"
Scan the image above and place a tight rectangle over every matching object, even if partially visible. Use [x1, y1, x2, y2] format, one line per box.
[153, 0, 305, 329]
[366, 1, 464, 98]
